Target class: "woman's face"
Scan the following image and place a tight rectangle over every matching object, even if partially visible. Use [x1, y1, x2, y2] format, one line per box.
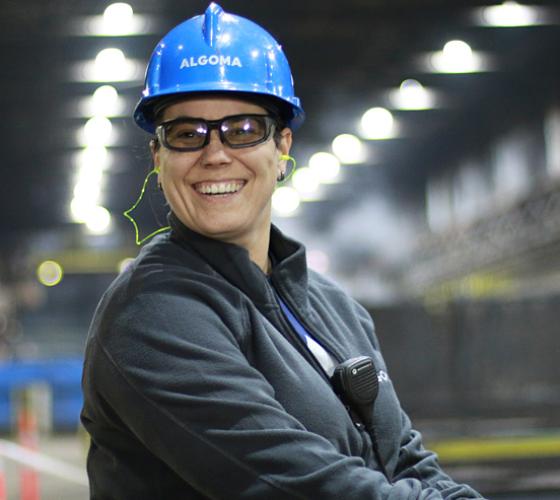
[152, 96, 292, 250]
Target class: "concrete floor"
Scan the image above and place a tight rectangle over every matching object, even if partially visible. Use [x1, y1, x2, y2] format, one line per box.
[2, 434, 88, 500]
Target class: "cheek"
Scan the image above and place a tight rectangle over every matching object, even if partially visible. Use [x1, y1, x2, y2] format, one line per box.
[247, 147, 280, 182]
[258, 159, 280, 192]
[159, 154, 195, 181]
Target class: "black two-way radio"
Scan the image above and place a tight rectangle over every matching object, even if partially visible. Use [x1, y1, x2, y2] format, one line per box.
[331, 356, 389, 479]
[331, 356, 379, 429]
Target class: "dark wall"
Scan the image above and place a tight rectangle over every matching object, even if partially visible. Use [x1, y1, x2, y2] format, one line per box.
[368, 295, 560, 421]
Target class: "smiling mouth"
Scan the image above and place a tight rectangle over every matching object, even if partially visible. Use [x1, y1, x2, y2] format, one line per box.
[193, 180, 246, 196]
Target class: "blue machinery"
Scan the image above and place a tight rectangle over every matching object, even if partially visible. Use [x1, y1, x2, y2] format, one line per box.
[0, 358, 83, 432]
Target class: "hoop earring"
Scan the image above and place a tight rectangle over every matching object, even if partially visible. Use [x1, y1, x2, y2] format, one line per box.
[123, 167, 171, 245]
[277, 154, 296, 183]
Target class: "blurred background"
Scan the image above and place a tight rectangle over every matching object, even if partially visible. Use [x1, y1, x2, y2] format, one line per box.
[1, 0, 560, 498]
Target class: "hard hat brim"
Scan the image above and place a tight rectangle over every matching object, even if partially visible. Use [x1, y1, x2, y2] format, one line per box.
[134, 89, 305, 134]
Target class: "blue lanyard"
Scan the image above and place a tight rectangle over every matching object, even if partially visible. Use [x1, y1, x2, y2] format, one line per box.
[276, 295, 312, 345]
[274, 291, 336, 377]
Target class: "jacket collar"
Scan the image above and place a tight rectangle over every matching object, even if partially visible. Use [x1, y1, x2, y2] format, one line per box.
[167, 212, 310, 312]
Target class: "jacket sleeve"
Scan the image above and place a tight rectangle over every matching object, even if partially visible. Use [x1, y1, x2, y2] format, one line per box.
[350, 299, 485, 499]
[86, 288, 473, 499]
[392, 412, 484, 499]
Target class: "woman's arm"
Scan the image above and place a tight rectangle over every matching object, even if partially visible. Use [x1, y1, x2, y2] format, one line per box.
[84, 289, 459, 499]
[392, 412, 484, 499]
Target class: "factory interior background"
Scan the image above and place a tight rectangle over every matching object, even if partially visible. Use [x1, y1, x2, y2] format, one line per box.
[1, 0, 560, 498]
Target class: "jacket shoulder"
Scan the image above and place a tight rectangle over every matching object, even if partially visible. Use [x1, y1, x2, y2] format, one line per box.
[87, 235, 249, 353]
[308, 270, 375, 329]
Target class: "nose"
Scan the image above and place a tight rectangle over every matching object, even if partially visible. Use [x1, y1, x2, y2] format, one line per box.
[199, 129, 232, 167]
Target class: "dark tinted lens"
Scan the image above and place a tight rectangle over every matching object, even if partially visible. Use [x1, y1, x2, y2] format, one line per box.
[221, 116, 268, 146]
[165, 120, 207, 149]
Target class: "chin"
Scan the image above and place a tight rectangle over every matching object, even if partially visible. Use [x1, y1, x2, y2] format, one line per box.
[198, 221, 246, 241]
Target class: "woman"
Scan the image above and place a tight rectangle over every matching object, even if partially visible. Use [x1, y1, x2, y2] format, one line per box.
[81, 3, 484, 499]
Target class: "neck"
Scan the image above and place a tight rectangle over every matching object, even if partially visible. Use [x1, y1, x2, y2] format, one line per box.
[231, 209, 272, 275]
[169, 212, 272, 274]
[245, 230, 271, 275]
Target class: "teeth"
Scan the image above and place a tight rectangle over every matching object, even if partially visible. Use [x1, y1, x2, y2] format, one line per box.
[196, 182, 244, 195]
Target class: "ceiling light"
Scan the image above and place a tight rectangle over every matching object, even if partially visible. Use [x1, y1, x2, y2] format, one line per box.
[37, 260, 64, 287]
[91, 85, 119, 116]
[71, 179, 102, 223]
[272, 187, 301, 216]
[390, 79, 434, 110]
[83, 116, 114, 146]
[76, 10, 152, 38]
[71, 53, 143, 83]
[360, 107, 395, 140]
[84, 206, 112, 234]
[79, 92, 126, 118]
[292, 167, 320, 197]
[70, 198, 96, 223]
[308, 152, 341, 183]
[77, 146, 110, 171]
[430, 40, 482, 73]
[444, 40, 473, 60]
[482, 1, 538, 27]
[95, 48, 127, 81]
[331, 134, 365, 164]
[103, 3, 134, 35]
[73, 177, 102, 200]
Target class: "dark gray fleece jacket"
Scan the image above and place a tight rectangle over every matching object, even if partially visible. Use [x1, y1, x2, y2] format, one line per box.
[81, 213, 483, 499]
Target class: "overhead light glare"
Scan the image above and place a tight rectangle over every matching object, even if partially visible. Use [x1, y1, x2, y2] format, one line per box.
[430, 40, 483, 73]
[70, 176, 102, 222]
[83, 116, 113, 146]
[272, 187, 301, 216]
[482, 1, 538, 27]
[331, 134, 365, 164]
[443, 40, 473, 61]
[72, 56, 143, 83]
[92, 85, 119, 116]
[390, 79, 434, 110]
[72, 2, 154, 37]
[360, 107, 395, 140]
[77, 146, 110, 171]
[95, 48, 127, 80]
[84, 206, 112, 234]
[37, 260, 64, 287]
[103, 3, 134, 35]
[292, 167, 320, 196]
[80, 89, 125, 117]
[308, 152, 341, 183]
[73, 177, 101, 201]
[70, 198, 96, 223]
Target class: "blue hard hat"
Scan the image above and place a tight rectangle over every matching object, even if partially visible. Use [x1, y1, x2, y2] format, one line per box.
[134, 3, 305, 133]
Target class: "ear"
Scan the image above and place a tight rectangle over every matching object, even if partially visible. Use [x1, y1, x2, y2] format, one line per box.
[150, 139, 161, 179]
[277, 128, 293, 178]
[278, 127, 293, 157]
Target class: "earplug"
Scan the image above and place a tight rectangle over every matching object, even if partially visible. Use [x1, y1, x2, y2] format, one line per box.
[276, 155, 296, 183]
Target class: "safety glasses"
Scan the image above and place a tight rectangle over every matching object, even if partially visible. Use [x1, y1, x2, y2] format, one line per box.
[155, 114, 277, 152]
